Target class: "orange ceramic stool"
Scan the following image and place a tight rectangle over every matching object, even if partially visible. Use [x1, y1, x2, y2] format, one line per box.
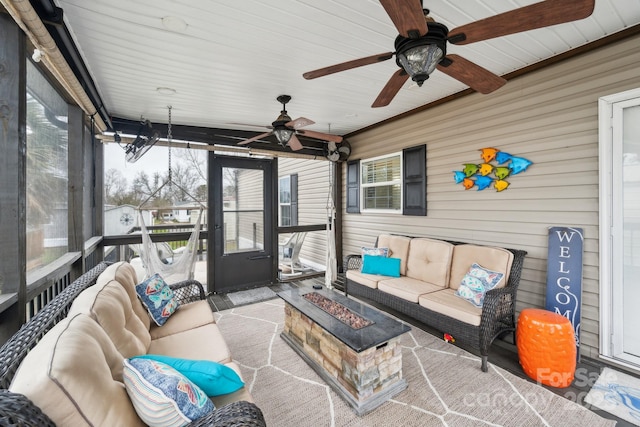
[516, 308, 576, 388]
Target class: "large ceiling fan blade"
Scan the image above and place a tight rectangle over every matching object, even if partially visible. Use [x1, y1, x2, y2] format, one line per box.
[287, 117, 314, 129]
[379, 0, 428, 38]
[297, 129, 343, 143]
[437, 54, 506, 94]
[372, 70, 410, 108]
[303, 52, 394, 80]
[448, 0, 595, 45]
[288, 134, 304, 151]
[237, 131, 272, 145]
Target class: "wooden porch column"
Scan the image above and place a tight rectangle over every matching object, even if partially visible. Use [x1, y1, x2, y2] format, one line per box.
[0, 14, 27, 338]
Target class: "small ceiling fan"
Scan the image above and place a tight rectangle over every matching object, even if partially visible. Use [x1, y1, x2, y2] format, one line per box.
[237, 95, 343, 151]
[123, 119, 160, 163]
[303, 0, 595, 107]
[325, 140, 351, 162]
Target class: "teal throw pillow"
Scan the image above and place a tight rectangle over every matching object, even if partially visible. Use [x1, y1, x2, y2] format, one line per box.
[134, 354, 245, 397]
[455, 263, 505, 307]
[361, 254, 401, 277]
[135, 273, 179, 326]
[123, 358, 214, 427]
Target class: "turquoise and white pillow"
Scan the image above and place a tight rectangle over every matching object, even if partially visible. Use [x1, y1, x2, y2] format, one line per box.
[134, 354, 245, 397]
[455, 263, 504, 307]
[123, 358, 214, 427]
[136, 273, 179, 326]
[361, 246, 390, 257]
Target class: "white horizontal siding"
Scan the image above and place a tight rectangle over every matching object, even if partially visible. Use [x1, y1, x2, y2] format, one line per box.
[279, 159, 331, 267]
[342, 33, 640, 360]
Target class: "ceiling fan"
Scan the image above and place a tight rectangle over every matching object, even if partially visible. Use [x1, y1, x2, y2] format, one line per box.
[237, 95, 343, 151]
[325, 140, 351, 162]
[303, 0, 595, 107]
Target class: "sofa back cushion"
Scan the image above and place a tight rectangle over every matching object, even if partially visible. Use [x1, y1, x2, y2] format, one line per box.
[9, 314, 145, 427]
[448, 244, 514, 290]
[98, 261, 152, 331]
[406, 238, 454, 287]
[70, 280, 151, 357]
[376, 234, 412, 276]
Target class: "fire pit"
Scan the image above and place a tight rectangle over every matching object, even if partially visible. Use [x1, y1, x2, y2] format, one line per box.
[279, 287, 410, 415]
[302, 292, 373, 329]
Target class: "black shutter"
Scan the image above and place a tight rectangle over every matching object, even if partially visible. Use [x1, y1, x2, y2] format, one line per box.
[346, 160, 360, 213]
[403, 144, 426, 216]
[291, 173, 298, 225]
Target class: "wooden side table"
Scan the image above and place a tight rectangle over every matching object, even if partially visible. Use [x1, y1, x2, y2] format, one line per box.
[516, 308, 576, 388]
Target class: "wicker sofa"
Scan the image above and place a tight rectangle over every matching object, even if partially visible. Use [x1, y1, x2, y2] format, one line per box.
[0, 261, 265, 427]
[344, 234, 527, 372]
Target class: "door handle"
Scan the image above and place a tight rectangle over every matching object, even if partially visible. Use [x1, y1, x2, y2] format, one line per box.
[247, 255, 272, 260]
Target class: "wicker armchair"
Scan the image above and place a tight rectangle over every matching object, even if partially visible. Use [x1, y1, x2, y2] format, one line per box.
[0, 262, 266, 427]
[344, 238, 527, 372]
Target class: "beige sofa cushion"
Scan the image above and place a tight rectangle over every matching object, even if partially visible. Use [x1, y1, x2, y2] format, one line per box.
[97, 261, 151, 331]
[405, 238, 454, 287]
[148, 323, 232, 364]
[377, 235, 412, 276]
[345, 270, 388, 289]
[70, 280, 151, 357]
[378, 277, 443, 303]
[418, 289, 482, 326]
[150, 299, 216, 340]
[448, 244, 514, 290]
[10, 314, 144, 427]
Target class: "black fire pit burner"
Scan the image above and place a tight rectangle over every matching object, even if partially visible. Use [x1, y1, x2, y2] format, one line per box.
[303, 292, 374, 329]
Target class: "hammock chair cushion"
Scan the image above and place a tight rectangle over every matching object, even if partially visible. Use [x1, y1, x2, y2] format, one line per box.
[135, 273, 179, 326]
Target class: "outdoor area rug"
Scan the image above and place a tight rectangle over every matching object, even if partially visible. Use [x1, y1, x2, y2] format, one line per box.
[226, 287, 277, 306]
[585, 366, 640, 426]
[216, 299, 616, 427]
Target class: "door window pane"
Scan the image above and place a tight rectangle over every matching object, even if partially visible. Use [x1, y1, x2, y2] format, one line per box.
[223, 167, 264, 254]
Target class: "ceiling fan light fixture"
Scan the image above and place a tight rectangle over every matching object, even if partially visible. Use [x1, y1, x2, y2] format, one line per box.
[397, 44, 443, 86]
[273, 126, 294, 146]
[395, 21, 448, 87]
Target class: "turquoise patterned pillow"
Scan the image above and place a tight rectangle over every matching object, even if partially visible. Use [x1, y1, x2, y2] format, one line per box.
[455, 263, 504, 307]
[361, 246, 390, 257]
[136, 273, 179, 326]
[123, 358, 214, 427]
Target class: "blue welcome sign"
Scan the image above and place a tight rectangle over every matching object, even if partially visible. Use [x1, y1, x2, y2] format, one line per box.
[545, 227, 584, 362]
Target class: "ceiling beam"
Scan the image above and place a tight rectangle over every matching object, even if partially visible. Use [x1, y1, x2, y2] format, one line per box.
[110, 117, 331, 158]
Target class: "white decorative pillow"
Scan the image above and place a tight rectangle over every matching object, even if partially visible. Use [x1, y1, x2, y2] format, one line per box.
[455, 263, 504, 307]
[123, 358, 214, 427]
[361, 246, 390, 257]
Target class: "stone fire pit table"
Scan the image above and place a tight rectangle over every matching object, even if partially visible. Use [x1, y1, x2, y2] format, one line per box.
[278, 287, 411, 415]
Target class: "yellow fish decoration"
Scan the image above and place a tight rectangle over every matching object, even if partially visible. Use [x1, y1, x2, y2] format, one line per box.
[479, 163, 494, 176]
[479, 147, 498, 163]
[494, 180, 510, 192]
[463, 178, 475, 190]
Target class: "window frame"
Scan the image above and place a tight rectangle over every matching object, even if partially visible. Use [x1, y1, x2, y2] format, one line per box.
[359, 152, 403, 214]
[278, 174, 298, 226]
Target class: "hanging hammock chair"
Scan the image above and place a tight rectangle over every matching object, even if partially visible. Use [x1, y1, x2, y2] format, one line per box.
[133, 105, 206, 284]
[136, 180, 205, 284]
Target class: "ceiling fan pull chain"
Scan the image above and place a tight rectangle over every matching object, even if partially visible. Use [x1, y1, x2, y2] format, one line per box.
[167, 105, 172, 186]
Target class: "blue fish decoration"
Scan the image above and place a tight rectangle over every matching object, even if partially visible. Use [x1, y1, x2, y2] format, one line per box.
[509, 157, 533, 175]
[475, 175, 493, 191]
[496, 151, 513, 164]
[453, 171, 466, 184]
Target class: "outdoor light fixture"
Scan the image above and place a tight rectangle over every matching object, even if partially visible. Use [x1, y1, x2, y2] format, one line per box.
[273, 126, 294, 146]
[271, 105, 295, 147]
[394, 21, 448, 87]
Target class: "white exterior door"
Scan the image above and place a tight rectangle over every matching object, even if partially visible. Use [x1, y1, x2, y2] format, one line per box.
[600, 88, 640, 370]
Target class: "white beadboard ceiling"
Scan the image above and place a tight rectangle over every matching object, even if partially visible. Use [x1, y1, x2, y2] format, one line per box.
[54, 0, 640, 138]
